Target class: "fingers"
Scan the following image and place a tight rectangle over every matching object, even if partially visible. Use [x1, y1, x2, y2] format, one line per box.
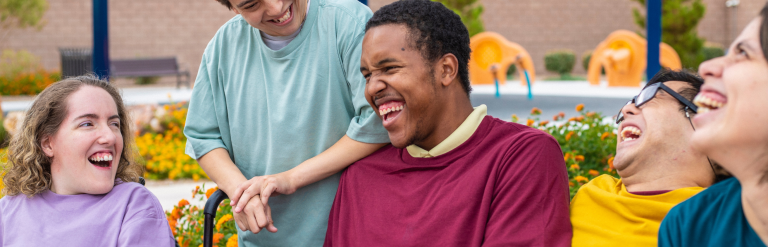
[265, 203, 278, 233]
[245, 206, 261, 234]
[261, 181, 277, 205]
[234, 211, 248, 232]
[233, 179, 264, 213]
[242, 195, 272, 234]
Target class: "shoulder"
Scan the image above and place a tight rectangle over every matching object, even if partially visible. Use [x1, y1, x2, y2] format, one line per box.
[318, 0, 372, 28]
[664, 178, 740, 225]
[204, 15, 251, 55]
[109, 182, 166, 220]
[581, 175, 619, 192]
[484, 116, 561, 153]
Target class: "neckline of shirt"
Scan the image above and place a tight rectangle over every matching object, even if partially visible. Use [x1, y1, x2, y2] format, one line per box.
[258, 0, 318, 57]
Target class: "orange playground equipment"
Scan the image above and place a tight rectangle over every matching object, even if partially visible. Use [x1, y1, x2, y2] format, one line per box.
[587, 30, 682, 87]
[469, 32, 536, 86]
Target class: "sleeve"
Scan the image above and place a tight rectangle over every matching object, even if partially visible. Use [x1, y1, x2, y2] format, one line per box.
[483, 132, 572, 247]
[118, 188, 175, 247]
[336, 8, 390, 144]
[658, 205, 683, 247]
[184, 53, 228, 159]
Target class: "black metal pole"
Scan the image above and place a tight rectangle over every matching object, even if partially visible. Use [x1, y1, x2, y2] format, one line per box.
[93, 0, 110, 79]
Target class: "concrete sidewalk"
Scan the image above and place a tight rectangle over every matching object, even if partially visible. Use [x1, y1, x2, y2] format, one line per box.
[2, 86, 194, 113]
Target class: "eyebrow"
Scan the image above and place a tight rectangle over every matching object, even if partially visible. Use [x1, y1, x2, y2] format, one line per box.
[237, 0, 256, 8]
[360, 58, 400, 73]
[74, 114, 120, 121]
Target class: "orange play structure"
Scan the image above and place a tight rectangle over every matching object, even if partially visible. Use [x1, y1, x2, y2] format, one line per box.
[588, 30, 682, 87]
[469, 32, 536, 86]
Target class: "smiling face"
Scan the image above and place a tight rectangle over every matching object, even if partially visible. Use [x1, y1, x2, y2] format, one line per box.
[361, 24, 443, 148]
[614, 81, 698, 174]
[43, 86, 123, 195]
[229, 0, 307, 37]
[693, 18, 768, 175]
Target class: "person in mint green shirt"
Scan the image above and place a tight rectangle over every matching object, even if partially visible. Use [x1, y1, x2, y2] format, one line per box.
[183, 0, 389, 246]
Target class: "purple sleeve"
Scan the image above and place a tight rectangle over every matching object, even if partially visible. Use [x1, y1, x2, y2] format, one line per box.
[117, 188, 175, 247]
[483, 132, 572, 247]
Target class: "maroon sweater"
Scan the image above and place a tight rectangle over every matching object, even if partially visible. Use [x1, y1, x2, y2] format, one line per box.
[325, 116, 572, 247]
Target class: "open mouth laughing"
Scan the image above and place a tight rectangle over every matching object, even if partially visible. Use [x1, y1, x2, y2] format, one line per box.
[620, 125, 642, 142]
[693, 92, 727, 114]
[269, 3, 294, 26]
[377, 101, 405, 126]
[88, 152, 113, 169]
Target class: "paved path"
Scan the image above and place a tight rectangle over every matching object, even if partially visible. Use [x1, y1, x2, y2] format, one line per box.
[5, 80, 644, 211]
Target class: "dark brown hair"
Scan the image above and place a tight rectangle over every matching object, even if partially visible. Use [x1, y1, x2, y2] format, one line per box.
[1, 74, 140, 196]
[215, 0, 233, 10]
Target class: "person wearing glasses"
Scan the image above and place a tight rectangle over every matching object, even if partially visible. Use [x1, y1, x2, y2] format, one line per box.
[658, 4, 768, 246]
[570, 69, 728, 247]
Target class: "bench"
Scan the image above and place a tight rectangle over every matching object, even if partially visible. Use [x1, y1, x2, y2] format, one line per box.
[110, 57, 190, 88]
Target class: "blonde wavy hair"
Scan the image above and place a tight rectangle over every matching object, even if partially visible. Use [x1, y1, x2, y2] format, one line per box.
[1, 74, 141, 197]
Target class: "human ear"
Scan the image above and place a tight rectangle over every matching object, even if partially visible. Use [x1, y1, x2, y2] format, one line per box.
[438, 54, 459, 87]
[41, 136, 54, 157]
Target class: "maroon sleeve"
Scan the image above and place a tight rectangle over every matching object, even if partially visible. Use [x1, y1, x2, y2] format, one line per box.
[483, 131, 572, 247]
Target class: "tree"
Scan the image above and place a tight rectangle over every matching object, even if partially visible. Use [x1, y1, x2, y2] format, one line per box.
[434, 0, 485, 37]
[631, 0, 706, 70]
[0, 0, 48, 47]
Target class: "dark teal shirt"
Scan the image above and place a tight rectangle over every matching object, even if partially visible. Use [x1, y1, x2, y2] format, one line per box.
[659, 177, 766, 247]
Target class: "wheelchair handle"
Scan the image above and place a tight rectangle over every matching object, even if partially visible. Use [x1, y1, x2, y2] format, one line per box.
[203, 189, 228, 247]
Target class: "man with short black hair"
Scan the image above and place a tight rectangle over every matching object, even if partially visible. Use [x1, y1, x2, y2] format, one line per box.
[570, 69, 728, 247]
[323, 1, 572, 246]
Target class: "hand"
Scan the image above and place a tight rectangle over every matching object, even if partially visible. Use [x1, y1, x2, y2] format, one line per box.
[230, 176, 268, 213]
[233, 194, 277, 234]
[260, 172, 298, 205]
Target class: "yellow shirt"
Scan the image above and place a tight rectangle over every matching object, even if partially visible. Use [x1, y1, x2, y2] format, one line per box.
[406, 105, 487, 158]
[570, 175, 704, 247]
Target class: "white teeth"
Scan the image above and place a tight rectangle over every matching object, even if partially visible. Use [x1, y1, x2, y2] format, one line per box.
[275, 7, 291, 23]
[89, 154, 113, 162]
[379, 105, 404, 116]
[620, 126, 642, 141]
[693, 94, 726, 112]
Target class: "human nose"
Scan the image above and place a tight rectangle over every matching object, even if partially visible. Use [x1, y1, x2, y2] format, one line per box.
[698, 56, 727, 80]
[620, 101, 640, 118]
[97, 123, 118, 146]
[366, 72, 387, 97]
[263, 0, 284, 17]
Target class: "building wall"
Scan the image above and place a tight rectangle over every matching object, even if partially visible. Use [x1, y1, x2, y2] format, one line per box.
[3, 0, 763, 83]
[371, 0, 762, 75]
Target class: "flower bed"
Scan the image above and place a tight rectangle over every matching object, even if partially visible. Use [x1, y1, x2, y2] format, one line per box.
[0, 69, 60, 96]
[168, 185, 238, 247]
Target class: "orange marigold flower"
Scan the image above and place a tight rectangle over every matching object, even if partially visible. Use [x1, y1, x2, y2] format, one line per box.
[568, 117, 576, 122]
[511, 114, 519, 122]
[526, 119, 535, 126]
[213, 233, 225, 244]
[586, 112, 596, 117]
[216, 214, 234, 231]
[601, 132, 610, 140]
[553, 115, 560, 121]
[206, 187, 218, 199]
[171, 208, 181, 220]
[576, 116, 584, 122]
[608, 157, 615, 170]
[226, 234, 239, 247]
[576, 104, 584, 112]
[575, 176, 589, 183]
[569, 181, 575, 187]
[539, 120, 549, 126]
[192, 186, 200, 198]
[563, 153, 572, 161]
[589, 169, 599, 176]
[570, 164, 580, 170]
[178, 199, 190, 208]
[559, 111, 566, 118]
[565, 131, 575, 141]
[575, 155, 585, 162]
[530, 107, 542, 115]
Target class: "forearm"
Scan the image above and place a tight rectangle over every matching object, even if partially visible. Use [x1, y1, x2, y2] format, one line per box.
[286, 135, 387, 190]
[197, 148, 248, 196]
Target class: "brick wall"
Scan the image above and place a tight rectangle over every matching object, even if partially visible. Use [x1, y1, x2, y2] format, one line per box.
[3, 0, 763, 83]
[371, 0, 763, 75]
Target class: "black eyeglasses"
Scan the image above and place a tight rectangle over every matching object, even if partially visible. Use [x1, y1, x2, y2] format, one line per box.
[615, 82, 699, 124]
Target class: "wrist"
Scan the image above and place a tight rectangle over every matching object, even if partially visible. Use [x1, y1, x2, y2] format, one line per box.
[282, 170, 299, 194]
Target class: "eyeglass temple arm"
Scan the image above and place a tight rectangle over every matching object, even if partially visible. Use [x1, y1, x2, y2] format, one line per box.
[658, 83, 699, 113]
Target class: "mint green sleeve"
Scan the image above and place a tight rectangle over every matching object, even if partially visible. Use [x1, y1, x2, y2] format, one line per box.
[184, 53, 229, 159]
[337, 7, 390, 144]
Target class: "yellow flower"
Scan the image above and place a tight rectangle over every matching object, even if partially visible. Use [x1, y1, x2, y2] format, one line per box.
[216, 214, 233, 231]
[589, 169, 599, 176]
[576, 104, 584, 112]
[511, 114, 519, 122]
[575, 176, 589, 183]
[574, 155, 585, 162]
[226, 234, 239, 247]
[570, 164, 580, 170]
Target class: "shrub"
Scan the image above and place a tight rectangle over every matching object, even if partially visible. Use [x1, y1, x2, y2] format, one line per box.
[701, 45, 724, 62]
[631, 0, 707, 70]
[0, 148, 8, 199]
[134, 76, 159, 85]
[0, 69, 60, 95]
[168, 185, 237, 247]
[0, 49, 41, 77]
[434, 0, 485, 36]
[506, 64, 517, 80]
[136, 102, 208, 180]
[514, 105, 618, 198]
[544, 50, 576, 79]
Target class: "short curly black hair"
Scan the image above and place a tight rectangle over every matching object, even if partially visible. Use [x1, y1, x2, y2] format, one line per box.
[366, 0, 472, 95]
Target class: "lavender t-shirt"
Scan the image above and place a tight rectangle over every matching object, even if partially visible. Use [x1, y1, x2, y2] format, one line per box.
[0, 181, 174, 246]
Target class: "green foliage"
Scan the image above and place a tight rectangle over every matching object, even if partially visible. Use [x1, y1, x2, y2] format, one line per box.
[631, 0, 706, 70]
[0, 49, 40, 76]
[0, 0, 48, 46]
[701, 45, 724, 62]
[506, 64, 516, 80]
[168, 185, 238, 247]
[544, 50, 576, 78]
[514, 105, 618, 198]
[0, 69, 59, 95]
[433, 0, 485, 36]
[581, 50, 605, 75]
[134, 76, 160, 85]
